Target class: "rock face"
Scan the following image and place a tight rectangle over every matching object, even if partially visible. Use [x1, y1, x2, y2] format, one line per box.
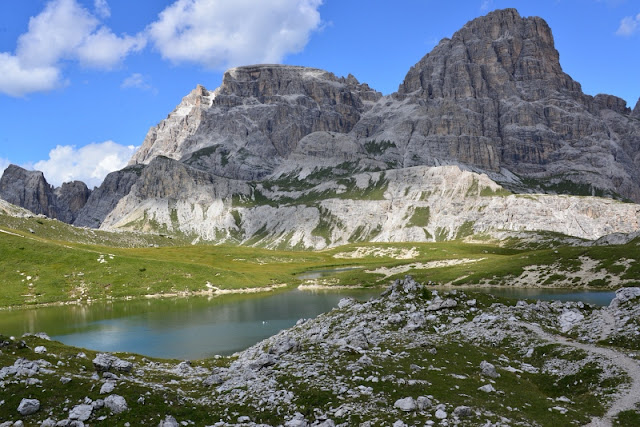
[101, 164, 640, 249]
[129, 65, 382, 181]
[54, 181, 91, 223]
[0, 165, 91, 223]
[3, 8, 640, 247]
[0, 165, 57, 218]
[73, 165, 143, 228]
[633, 98, 640, 119]
[354, 8, 640, 201]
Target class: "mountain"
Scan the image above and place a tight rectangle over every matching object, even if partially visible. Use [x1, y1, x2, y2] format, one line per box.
[0, 165, 90, 223]
[129, 65, 381, 181]
[128, 8, 640, 202]
[2, 8, 639, 248]
[347, 8, 640, 201]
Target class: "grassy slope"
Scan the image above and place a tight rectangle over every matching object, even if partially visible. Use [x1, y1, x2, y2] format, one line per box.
[1, 213, 639, 308]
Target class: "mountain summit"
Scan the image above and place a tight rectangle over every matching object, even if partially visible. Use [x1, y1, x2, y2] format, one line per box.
[2, 9, 639, 248]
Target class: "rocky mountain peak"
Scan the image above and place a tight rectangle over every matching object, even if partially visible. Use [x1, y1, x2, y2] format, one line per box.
[219, 64, 377, 100]
[0, 164, 91, 222]
[593, 94, 630, 115]
[633, 98, 640, 119]
[0, 165, 55, 217]
[128, 63, 381, 175]
[54, 181, 91, 223]
[398, 8, 580, 100]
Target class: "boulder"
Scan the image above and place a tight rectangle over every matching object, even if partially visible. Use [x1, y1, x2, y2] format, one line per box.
[68, 404, 93, 421]
[104, 395, 128, 414]
[478, 384, 496, 393]
[426, 298, 458, 312]
[158, 415, 179, 427]
[480, 360, 500, 378]
[100, 382, 115, 394]
[393, 397, 416, 411]
[17, 398, 39, 415]
[453, 405, 473, 417]
[558, 310, 584, 333]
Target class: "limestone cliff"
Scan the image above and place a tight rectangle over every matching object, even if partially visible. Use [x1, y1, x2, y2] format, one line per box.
[102, 164, 640, 249]
[0, 165, 90, 222]
[351, 8, 640, 201]
[73, 165, 144, 228]
[129, 65, 381, 181]
[54, 181, 92, 223]
[633, 98, 640, 119]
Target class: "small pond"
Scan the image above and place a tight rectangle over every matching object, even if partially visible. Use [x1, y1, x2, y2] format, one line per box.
[465, 287, 615, 307]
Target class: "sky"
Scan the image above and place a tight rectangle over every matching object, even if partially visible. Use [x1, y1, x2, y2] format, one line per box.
[0, 0, 638, 188]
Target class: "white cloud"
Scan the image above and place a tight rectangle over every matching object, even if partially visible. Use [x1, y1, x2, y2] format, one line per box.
[0, 0, 145, 97]
[33, 141, 138, 188]
[616, 13, 640, 36]
[148, 0, 323, 69]
[94, 0, 111, 19]
[0, 53, 62, 96]
[16, 0, 99, 68]
[121, 73, 154, 92]
[76, 28, 146, 69]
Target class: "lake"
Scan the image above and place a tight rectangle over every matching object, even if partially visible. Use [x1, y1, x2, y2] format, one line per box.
[0, 288, 381, 360]
[0, 286, 616, 360]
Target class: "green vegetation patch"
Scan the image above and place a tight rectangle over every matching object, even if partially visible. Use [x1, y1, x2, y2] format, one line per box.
[364, 139, 396, 155]
[407, 206, 431, 227]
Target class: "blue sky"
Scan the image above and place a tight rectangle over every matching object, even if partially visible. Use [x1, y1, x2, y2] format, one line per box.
[0, 0, 638, 187]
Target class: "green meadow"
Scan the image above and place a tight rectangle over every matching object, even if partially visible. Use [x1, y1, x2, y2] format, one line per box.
[1, 213, 639, 308]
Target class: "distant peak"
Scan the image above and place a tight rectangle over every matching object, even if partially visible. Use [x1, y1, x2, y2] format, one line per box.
[4, 164, 43, 177]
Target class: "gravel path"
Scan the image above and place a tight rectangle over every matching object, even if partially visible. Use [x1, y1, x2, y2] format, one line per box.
[521, 322, 640, 426]
[599, 311, 617, 342]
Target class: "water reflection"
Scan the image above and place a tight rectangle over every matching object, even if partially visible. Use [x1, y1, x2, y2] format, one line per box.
[0, 288, 381, 360]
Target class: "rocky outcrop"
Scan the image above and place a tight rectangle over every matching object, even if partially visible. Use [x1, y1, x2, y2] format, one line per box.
[0, 164, 91, 222]
[54, 181, 91, 223]
[102, 165, 640, 249]
[0, 165, 58, 218]
[633, 98, 640, 119]
[73, 165, 143, 228]
[351, 8, 640, 201]
[129, 65, 381, 181]
[101, 157, 250, 235]
[6, 279, 640, 425]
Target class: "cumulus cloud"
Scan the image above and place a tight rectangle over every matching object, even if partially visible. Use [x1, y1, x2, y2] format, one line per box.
[148, 0, 323, 69]
[121, 72, 155, 92]
[94, 0, 111, 18]
[616, 13, 640, 36]
[76, 28, 146, 69]
[0, 0, 145, 97]
[33, 141, 138, 188]
[0, 53, 62, 97]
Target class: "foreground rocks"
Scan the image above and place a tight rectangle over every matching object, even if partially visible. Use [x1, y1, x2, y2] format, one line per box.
[1, 277, 638, 425]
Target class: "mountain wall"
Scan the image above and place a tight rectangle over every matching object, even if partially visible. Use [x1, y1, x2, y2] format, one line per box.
[129, 65, 381, 181]
[0, 165, 90, 223]
[100, 160, 640, 249]
[3, 8, 639, 248]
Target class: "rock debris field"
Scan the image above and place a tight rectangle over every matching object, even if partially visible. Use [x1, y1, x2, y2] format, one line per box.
[1, 279, 639, 426]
